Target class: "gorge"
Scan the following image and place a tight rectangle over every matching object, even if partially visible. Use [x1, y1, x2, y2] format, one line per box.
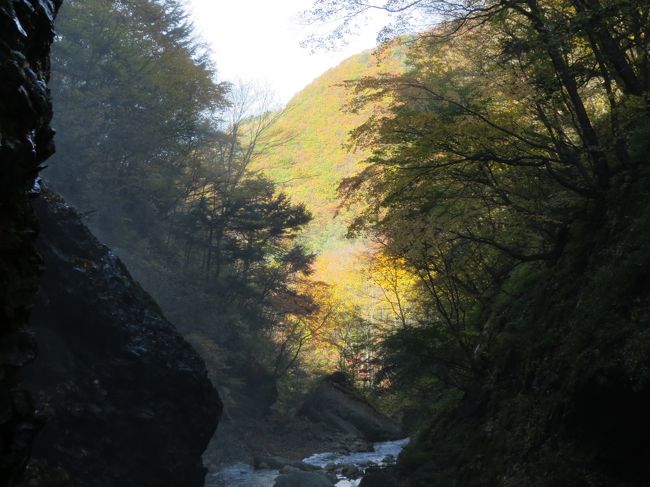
[3, 1, 650, 486]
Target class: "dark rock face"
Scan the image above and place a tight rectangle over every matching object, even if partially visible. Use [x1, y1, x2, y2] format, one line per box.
[0, 0, 61, 484]
[298, 373, 401, 443]
[19, 192, 221, 487]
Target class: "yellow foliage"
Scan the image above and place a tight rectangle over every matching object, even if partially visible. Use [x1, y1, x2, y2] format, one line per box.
[244, 41, 425, 375]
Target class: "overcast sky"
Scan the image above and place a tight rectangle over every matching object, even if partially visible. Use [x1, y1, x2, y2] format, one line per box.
[185, 0, 386, 105]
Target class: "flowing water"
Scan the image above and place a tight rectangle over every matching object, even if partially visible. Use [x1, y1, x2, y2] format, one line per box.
[207, 438, 409, 487]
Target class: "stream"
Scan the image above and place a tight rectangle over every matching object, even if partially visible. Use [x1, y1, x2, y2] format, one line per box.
[207, 438, 409, 487]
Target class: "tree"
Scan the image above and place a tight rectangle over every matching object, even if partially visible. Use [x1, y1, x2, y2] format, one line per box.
[309, 0, 650, 392]
[48, 0, 227, 243]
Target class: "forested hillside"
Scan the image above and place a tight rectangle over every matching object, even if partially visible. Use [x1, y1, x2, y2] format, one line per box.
[250, 45, 415, 384]
[303, 1, 650, 485]
[253, 47, 405, 254]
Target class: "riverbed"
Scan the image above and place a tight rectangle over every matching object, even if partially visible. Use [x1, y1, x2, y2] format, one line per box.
[207, 438, 409, 486]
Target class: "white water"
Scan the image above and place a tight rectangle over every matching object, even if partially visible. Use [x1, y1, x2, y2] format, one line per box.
[207, 438, 409, 487]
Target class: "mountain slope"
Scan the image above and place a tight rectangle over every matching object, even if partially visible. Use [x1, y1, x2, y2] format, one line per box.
[254, 46, 406, 282]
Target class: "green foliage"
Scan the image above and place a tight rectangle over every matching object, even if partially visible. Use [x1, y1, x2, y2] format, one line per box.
[313, 0, 650, 483]
[49, 0, 226, 239]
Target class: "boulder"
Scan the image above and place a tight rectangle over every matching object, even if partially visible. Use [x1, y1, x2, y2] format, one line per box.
[274, 471, 334, 487]
[19, 193, 221, 486]
[340, 463, 361, 478]
[359, 467, 408, 487]
[298, 372, 401, 442]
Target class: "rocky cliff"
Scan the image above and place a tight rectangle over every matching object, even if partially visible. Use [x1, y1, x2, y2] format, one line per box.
[0, 1, 61, 484]
[17, 192, 221, 486]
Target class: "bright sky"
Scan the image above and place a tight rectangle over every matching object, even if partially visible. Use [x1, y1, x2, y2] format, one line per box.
[185, 0, 386, 105]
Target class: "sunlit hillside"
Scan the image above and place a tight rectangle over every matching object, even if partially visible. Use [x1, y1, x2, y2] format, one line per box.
[253, 44, 406, 287]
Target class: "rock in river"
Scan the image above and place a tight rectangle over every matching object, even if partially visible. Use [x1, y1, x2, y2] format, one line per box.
[274, 471, 334, 487]
[298, 372, 401, 442]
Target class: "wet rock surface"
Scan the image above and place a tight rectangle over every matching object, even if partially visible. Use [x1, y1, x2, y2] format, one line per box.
[298, 373, 401, 443]
[18, 192, 221, 486]
[358, 467, 407, 487]
[0, 0, 61, 483]
[274, 471, 335, 487]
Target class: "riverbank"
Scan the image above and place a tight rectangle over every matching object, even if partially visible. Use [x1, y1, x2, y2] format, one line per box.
[204, 413, 375, 471]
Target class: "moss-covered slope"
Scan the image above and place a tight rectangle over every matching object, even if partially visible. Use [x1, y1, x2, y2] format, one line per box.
[396, 169, 650, 486]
